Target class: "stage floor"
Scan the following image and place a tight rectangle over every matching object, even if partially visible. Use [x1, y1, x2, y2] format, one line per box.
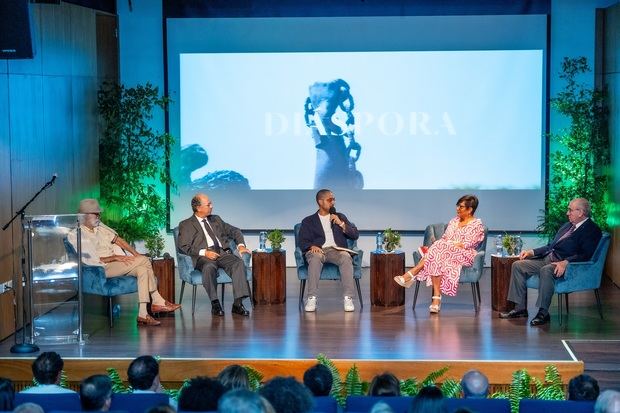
[1, 268, 619, 365]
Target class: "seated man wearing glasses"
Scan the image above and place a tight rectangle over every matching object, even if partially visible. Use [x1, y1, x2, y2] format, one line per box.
[68, 199, 180, 326]
[500, 198, 602, 326]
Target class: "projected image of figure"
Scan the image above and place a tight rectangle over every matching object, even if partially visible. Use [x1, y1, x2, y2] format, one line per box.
[304, 79, 363, 189]
[179, 143, 250, 191]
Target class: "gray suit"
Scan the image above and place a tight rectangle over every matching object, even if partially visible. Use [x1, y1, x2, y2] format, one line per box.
[177, 215, 250, 301]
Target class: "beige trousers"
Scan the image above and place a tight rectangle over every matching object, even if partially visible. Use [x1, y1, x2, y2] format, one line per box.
[104, 255, 157, 303]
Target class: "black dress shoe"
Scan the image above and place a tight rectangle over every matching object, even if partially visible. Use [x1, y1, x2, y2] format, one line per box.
[231, 303, 250, 316]
[211, 302, 225, 316]
[530, 312, 550, 326]
[499, 308, 529, 319]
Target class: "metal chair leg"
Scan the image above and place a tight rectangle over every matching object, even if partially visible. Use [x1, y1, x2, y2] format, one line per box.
[565, 293, 569, 313]
[179, 281, 186, 304]
[412, 281, 421, 310]
[299, 280, 306, 310]
[558, 293, 563, 326]
[191, 285, 197, 315]
[476, 282, 481, 304]
[594, 289, 604, 319]
[471, 283, 479, 312]
[221, 284, 226, 305]
[108, 297, 114, 328]
[355, 279, 364, 309]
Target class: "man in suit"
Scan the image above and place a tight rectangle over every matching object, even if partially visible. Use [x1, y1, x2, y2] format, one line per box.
[500, 198, 602, 326]
[299, 189, 359, 312]
[177, 193, 251, 316]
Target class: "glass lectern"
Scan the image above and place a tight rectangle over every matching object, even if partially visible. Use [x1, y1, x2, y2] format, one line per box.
[25, 214, 86, 344]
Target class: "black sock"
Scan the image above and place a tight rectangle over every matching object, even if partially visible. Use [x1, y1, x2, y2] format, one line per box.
[211, 299, 220, 306]
[233, 298, 243, 306]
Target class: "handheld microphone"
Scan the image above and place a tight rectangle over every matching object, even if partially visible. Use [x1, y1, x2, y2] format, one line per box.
[329, 207, 337, 214]
[51, 173, 58, 183]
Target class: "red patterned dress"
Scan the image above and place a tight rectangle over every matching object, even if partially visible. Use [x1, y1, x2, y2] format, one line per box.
[416, 217, 485, 296]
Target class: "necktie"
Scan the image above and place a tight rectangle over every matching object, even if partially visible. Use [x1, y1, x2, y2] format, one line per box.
[202, 218, 221, 253]
[550, 224, 576, 262]
[557, 224, 576, 243]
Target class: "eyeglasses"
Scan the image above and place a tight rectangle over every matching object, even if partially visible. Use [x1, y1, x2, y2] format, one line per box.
[567, 208, 581, 212]
[456, 204, 468, 210]
[322, 197, 336, 202]
[89, 212, 101, 217]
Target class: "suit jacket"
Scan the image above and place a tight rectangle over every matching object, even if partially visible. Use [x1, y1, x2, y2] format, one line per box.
[299, 211, 359, 253]
[177, 214, 245, 267]
[533, 218, 602, 262]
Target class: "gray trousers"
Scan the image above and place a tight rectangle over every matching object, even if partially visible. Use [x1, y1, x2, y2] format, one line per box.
[305, 248, 354, 298]
[507, 254, 556, 314]
[196, 252, 250, 302]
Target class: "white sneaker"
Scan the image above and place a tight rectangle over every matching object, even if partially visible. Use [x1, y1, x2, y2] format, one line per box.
[305, 296, 317, 312]
[344, 296, 355, 312]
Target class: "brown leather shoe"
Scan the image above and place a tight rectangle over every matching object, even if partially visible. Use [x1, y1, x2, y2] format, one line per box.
[137, 314, 161, 326]
[151, 301, 182, 313]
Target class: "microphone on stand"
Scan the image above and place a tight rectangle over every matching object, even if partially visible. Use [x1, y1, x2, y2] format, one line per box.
[51, 173, 58, 184]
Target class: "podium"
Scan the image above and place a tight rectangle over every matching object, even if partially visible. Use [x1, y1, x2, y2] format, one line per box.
[25, 214, 86, 345]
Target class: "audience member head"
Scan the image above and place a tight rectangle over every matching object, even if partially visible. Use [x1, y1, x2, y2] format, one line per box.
[218, 389, 265, 413]
[79, 374, 112, 411]
[454, 409, 475, 413]
[461, 369, 489, 398]
[13, 403, 44, 413]
[568, 374, 600, 401]
[32, 352, 64, 385]
[179, 376, 226, 412]
[217, 364, 250, 391]
[259, 396, 276, 413]
[259, 376, 313, 413]
[409, 385, 446, 413]
[303, 364, 333, 397]
[457, 194, 479, 214]
[371, 401, 395, 413]
[127, 355, 160, 391]
[595, 390, 620, 413]
[0, 377, 15, 411]
[368, 373, 401, 397]
[146, 405, 176, 413]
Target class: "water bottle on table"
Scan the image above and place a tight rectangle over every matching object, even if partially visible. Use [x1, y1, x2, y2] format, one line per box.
[495, 235, 504, 256]
[259, 231, 267, 251]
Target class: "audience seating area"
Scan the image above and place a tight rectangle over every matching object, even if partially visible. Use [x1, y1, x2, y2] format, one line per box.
[8, 392, 602, 413]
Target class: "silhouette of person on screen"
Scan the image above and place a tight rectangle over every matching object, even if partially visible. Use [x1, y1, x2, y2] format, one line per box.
[304, 79, 363, 190]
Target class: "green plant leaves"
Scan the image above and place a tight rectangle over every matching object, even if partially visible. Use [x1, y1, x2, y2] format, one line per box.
[98, 82, 176, 243]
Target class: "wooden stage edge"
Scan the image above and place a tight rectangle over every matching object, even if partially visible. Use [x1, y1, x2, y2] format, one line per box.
[0, 358, 584, 389]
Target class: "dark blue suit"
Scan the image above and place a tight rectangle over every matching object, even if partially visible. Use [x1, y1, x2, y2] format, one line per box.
[298, 211, 359, 299]
[299, 211, 359, 253]
[508, 218, 602, 314]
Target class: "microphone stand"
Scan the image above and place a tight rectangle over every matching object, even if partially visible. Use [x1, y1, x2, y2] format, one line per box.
[2, 175, 56, 354]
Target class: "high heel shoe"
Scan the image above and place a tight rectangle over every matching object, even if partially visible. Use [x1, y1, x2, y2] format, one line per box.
[429, 296, 442, 313]
[393, 271, 415, 288]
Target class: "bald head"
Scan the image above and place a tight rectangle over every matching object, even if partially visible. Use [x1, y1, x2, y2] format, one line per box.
[191, 193, 213, 218]
[461, 370, 489, 398]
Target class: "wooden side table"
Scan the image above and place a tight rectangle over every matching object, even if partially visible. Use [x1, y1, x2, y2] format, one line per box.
[491, 255, 519, 312]
[152, 257, 175, 303]
[252, 250, 286, 305]
[370, 252, 405, 306]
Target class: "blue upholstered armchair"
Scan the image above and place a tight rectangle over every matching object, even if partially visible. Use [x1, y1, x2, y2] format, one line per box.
[412, 223, 488, 312]
[172, 226, 252, 315]
[526, 232, 610, 324]
[64, 239, 138, 328]
[293, 223, 364, 309]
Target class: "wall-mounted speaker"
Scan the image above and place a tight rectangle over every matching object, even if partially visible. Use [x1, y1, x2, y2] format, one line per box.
[0, 0, 34, 59]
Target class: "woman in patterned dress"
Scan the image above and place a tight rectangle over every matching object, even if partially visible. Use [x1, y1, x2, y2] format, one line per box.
[393, 195, 485, 313]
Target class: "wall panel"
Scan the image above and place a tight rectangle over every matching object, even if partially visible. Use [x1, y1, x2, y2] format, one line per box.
[0, 2, 102, 338]
[0, 75, 13, 284]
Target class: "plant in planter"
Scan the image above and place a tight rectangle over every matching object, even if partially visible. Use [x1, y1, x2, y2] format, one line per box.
[382, 228, 401, 252]
[145, 233, 165, 258]
[491, 365, 564, 413]
[539, 57, 610, 240]
[266, 229, 285, 250]
[502, 234, 523, 256]
[98, 82, 175, 243]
